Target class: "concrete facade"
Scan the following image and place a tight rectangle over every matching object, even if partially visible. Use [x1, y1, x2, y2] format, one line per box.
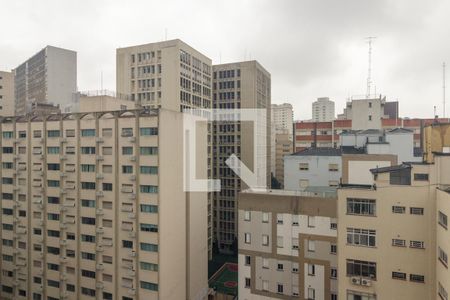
[312, 97, 335, 122]
[0, 71, 15, 116]
[238, 190, 338, 300]
[67, 91, 136, 113]
[338, 154, 450, 300]
[14, 46, 77, 116]
[274, 132, 292, 188]
[212, 61, 271, 253]
[0, 108, 208, 300]
[284, 148, 342, 191]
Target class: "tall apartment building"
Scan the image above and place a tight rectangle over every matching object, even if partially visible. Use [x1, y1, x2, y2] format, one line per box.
[212, 61, 271, 253]
[273, 132, 292, 188]
[312, 97, 335, 122]
[337, 154, 450, 300]
[116, 39, 212, 112]
[0, 71, 15, 116]
[14, 46, 77, 116]
[271, 103, 293, 177]
[0, 108, 209, 300]
[116, 39, 214, 258]
[238, 189, 338, 300]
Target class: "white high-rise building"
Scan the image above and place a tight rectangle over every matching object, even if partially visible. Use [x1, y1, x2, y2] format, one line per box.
[14, 46, 77, 116]
[312, 97, 335, 122]
[271, 103, 293, 138]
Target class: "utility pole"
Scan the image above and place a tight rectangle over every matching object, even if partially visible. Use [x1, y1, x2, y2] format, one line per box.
[365, 37, 377, 99]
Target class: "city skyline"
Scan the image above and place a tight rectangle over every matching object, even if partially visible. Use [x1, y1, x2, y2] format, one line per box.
[1, 0, 450, 120]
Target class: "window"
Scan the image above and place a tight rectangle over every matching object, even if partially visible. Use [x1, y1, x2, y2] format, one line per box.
[140, 243, 158, 252]
[122, 165, 133, 174]
[47, 163, 60, 171]
[140, 127, 158, 136]
[307, 216, 315, 227]
[47, 147, 60, 154]
[140, 262, 158, 271]
[262, 280, 269, 291]
[81, 129, 96, 137]
[277, 283, 284, 294]
[410, 240, 424, 249]
[81, 182, 96, 190]
[81, 164, 95, 172]
[262, 212, 269, 223]
[66, 129, 75, 137]
[410, 207, 424, 215]
[292, 238, 299, 249]
[140, 147, 158, 155]
[346, 259, 376, 279]
[299, 163, 309, 170]
[392, 239, 406, 247]
[122, 147, 133, 155]
[292, 262, 299, 273]
[103, 183, 113, 191]
[331, 244, 337, 254]
[414, 173, 429, 181]
[245, 255, 251, 265]
[329, 180, 339, 187]
[245, 278, 251, 288]
[308, 240, 315, 252]
[392, 271, 406, 280]
[82, 252, 96, 261]
[47, 130, 60, 138]
[81, 287, 96, 297]
[277, 236, 283, 248]
[392, 206, 406, 214]
[122, 240, 133, 248]
[81, 199, 96, 207]
[346, 228, 376, 247]
[33, 130, 42, 138]
[121, 128, 133, 137]
[140, 223, 158, 232]
[439, 282, 448, 300]
[439, 247, 448, 266]
[102, 128, 112, 137]
[439, 211, 448, 229]
[390, 168, 411, 185]
[140, 185, 158, 193]
[307, 288, 315, 300]
[244, 233, 251, 244]
[277, 214, 283, 224]
[329, 163, 339, 172]
[102, 147, 112, 155]
[140, 166, 158, 174]
[244, 211, 251, 221]
[81, 235, 96, 243]
[331, 268, 337, 279]
[82, 269, 96, 278]
[308, 263, 315, 275]
[2, 131, 13, 139]
[82, 217, 96, 225]
[140, 204, 158, 213]
[410, 274, 425, 283]
[48, 280, 60, 288]
[262, 235, 269, 246]
[47, 213, 60, 221]
[81, 147, 95, 154]
[347, 198, 376, 216]
[140, 281, 158, 291]
[47, 230, 60, 238]
[47, 180, 60, 187]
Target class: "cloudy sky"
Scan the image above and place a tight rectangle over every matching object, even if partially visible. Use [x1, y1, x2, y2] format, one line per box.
[1, 0, 449, 120]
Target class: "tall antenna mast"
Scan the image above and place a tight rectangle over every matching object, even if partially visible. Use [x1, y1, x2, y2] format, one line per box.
[365, 37, 377, 98]
[443, 62, 446, 118]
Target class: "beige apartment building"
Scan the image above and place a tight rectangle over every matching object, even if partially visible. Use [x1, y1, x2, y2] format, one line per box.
[274, 132, 292, 188]
[0, 71, 15, 116]
[116, 39, 214, 259]
[238, 189, 338, 300]
[271, 103, 293, 178]
[212, 61, 271, 253]
[338, 154, 450, 300]
[0, 108, 208, 300]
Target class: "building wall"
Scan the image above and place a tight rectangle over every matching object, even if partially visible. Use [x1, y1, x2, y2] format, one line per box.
[284, 155, 341, 190]
[423, 123, 450, 163]
[348, 98, 384, 130]
[238, 191, 337, 300]
[68, 94, 136, 113]
[338, 163, 438, 300]
[0, 71, 15, 116]
[384, 131, 417, 163]
[436, 188, 450, 300]
[0, 109, 208, 300]
[274, 133, 292, 187]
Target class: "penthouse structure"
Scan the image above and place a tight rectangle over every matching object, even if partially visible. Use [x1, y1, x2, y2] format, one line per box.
[0, 108, 208, 300]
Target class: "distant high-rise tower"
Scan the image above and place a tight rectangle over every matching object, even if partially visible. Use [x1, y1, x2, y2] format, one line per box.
[212, 61, 271, 253]
[0, 71, 15, 116]
[14, 46, 77, 116]
[312, 97, 335, 122]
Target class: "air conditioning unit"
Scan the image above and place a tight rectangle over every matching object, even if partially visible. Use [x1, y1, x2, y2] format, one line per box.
[361, 278, 372, 286]
[351, 277, 361, 285]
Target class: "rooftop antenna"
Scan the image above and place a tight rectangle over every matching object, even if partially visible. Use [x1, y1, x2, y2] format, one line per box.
[365, 37, 377, 99]
[443, 62, 446, 118]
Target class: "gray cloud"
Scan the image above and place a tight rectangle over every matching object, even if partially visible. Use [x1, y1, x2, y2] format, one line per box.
[0, 0, 449, 119]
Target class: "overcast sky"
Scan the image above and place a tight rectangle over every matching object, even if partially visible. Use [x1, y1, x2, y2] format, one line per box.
[1, 0, 449, 120]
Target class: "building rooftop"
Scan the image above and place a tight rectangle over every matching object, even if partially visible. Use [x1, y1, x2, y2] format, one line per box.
[387, 127, 414, 134]
[291, 147, 342, 156]
[241, 188, 337, 198]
